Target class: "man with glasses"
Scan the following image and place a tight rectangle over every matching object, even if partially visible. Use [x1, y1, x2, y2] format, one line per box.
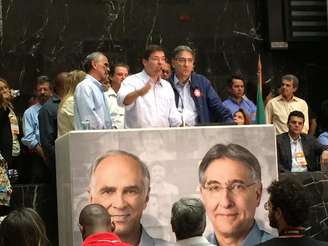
[199, 144, 272, 246]
[117, 45, 182, 128]
[168, 45, 232, 126]
[74, 52, 112, 130]
[258, 178, 328, 245]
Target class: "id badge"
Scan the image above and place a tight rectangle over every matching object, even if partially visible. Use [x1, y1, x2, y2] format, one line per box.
[295, 152, 307, 167]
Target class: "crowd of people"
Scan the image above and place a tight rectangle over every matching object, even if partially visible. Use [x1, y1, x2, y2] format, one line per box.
[0, 43, 328, 245]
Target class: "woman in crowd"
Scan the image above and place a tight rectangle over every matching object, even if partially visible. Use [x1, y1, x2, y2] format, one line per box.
[233, 108, 250, 125]
[0, 78, 13, 213]
[57, 70, 86, 137]
[0, 207, 50, 246]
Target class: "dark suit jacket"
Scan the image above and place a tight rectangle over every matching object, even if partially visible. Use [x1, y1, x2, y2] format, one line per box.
[276, 132, 328, 172]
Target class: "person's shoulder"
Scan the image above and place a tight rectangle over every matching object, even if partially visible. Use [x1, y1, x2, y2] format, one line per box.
[140, 227, 173, 246]
[255, 237, 282, 246]
[153, 238, 174, 246]
[160, 79, 173, 89]
[191, 73, 210, 84]
[24, 103, 40, 115]
[243, 96, 256, 107]
[122, 71, 143, 84]
[277, 132, 288, 140]
[75, 76, 92, 89]
[223, 98, 232, 104]
[269, 95, 282, 104]
[293, 96, 308, 105]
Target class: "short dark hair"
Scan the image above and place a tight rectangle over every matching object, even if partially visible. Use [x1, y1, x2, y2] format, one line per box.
[198, 144, 261, 185]
[79, 204, 110, 239]
[0, 207, 49, 246]
[171, 198, 206, 240]
[281, 74, 299, 89]
[143, 45, 165, 60]
[109, 63, 129, 76]
[36, 75, 50, 88]
[227, 73, 245, 88]
[268, 178, 310, 226]
[287, 110, 305, 124]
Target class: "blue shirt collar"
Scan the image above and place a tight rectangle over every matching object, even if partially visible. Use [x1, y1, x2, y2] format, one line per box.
[174, 74, 191, 87]
[207, 222, 273, 246]
[86, 74, 104, 91]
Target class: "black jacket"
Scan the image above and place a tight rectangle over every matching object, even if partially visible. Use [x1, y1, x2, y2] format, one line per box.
[276, 132, 328, 172]
[168, 72, 232, 124]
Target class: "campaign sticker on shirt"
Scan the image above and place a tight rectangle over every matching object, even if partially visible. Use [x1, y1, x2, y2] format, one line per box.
[295, 152, 307, 167]
[193, 88, 202, 97]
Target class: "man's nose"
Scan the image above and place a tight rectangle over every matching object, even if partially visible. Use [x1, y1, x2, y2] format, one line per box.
[218, 189, 235, 209]
[112, 193, 127, 209]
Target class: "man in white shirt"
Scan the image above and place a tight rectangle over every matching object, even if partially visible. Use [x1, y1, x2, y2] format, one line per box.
[265, 74, 309, 134]
[104, 63, 129, 129]
[117, 45, 182, 128]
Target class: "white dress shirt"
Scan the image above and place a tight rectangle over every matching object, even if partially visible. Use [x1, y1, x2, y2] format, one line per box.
[289, 135, 308, 172]
[173, 75, 198, 126]
[105, 87, 125, 129]
[117, 70, 182, 128]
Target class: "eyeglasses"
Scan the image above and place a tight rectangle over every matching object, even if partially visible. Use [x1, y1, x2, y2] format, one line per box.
[175, 57, 194, 64]
[202, 181, 256, 197]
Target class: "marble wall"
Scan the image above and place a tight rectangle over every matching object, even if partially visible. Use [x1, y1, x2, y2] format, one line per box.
[1, 0, 327, 115]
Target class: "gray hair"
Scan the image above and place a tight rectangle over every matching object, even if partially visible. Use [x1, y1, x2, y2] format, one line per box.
[282, 74, 299, 89]
[198, 143, 262, 185]
[89, 150, 150, 191]
[171, 198, 206, 240]
[173, 45, 195, 58]
[83, 52, 105, 73]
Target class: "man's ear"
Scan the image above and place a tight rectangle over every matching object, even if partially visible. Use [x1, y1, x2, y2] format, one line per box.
[91, 59, 98, 70]
[111, 221, 116, 232]
[275, 207, 283, 219]
[87, 186, 93, 203]
[255, 183, 263, 207]
[143, 187, 150, 210]
[142, 59, 147, 68]
[79, 224, 85, 239]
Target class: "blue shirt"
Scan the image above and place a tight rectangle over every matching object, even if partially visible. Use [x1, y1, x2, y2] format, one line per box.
[21, 103, 42, 149]
[173, 75, 198, 126]
[223, 96, 256, 123]
[207, 222, 273, 246]
[318, 132, 328, 146]
[74, 74, 112, 130]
